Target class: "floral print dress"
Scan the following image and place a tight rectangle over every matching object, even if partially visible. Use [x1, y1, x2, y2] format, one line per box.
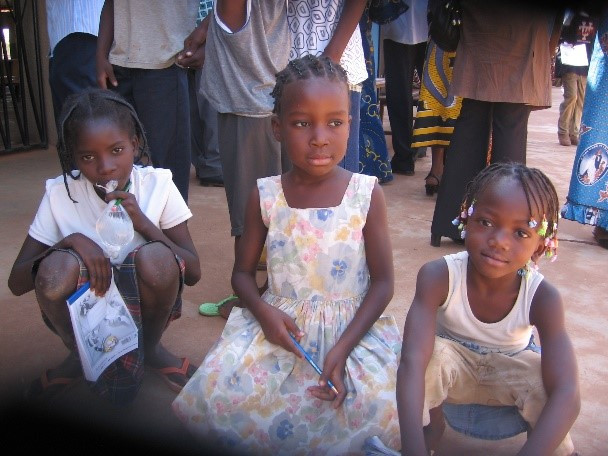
[172, 173, 401, 455]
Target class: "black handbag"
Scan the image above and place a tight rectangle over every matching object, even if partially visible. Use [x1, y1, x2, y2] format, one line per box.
[428, 0, 462, 52]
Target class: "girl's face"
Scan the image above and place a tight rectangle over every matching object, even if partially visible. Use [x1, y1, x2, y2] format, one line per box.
[465, 177, 546, 279]
[272, 77, 350, 177]
[73, 118, 138, 197]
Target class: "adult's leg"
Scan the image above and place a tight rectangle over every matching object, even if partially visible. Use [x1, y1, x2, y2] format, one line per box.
[383, 39, 418, 174]
[341, 88, 362, 172]
[571, 74, 586, 142]
[189, 68, 222, 182]
[48, 33, 98, 126]
[131, 66, 192, 201]
[558, 72, 577, 144]
[431, 99, 491, 243]
[217, 114, 283, 315]
[490, 102, 531, 165]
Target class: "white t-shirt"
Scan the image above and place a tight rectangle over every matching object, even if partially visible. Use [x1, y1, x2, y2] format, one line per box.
[29, 166, 192, 265]
[381, 0, 429, 45]
[287, 0, 368, 86]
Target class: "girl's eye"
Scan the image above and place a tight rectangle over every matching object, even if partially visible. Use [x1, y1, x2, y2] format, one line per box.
[328, 120, 343, 127]
[81, 155, 94, 162]
[480, 219, 492, 227]
[112, 147, 124, 154]
[294, 121, 309, 127]
[516, 230, 531, 239]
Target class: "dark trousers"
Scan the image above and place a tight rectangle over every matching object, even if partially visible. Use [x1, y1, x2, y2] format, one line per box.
[112, 65, 191, 201]
[383, 39, 426, 172]
[48, 32, 98, 126]
[431, 98, 531, 239]
[188, 68, 222, 179]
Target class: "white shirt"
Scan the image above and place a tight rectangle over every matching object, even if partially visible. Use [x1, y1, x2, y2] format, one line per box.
[287, 0, 368, 86]
[381, 0, 428, 45]
[29, 166, 192, 265]
[45, 0, 104, 55]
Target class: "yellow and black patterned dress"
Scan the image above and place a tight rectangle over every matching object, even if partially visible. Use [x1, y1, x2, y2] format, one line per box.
[412, 39, 463, 148]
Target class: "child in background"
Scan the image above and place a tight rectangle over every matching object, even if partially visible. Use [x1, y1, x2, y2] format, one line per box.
[173, 55, 401, 454]
[8, 89, 201, 404]
[287, 0, 369, 173]
[397, 163, 580, 455]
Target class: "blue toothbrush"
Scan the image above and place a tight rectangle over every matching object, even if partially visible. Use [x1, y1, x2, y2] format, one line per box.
[289, 333, 339, 395]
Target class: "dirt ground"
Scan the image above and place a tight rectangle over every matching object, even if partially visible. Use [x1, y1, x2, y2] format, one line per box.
[1, 87, 606, 455]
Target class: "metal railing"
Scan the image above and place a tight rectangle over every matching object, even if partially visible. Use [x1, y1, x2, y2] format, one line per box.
[0, 0, 47, 154]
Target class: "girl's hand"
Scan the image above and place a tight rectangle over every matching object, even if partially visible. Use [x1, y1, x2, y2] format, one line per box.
[64, 233, 111, 296]
[255, 304, 304, 359]
[308, 345, 348, 407]
[105, 190, 149, 232]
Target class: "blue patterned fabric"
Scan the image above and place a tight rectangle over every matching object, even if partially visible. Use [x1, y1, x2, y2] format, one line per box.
[196, 0, 213, 24]
[358, 7, 393, 183]
[562, 11, 608, 230]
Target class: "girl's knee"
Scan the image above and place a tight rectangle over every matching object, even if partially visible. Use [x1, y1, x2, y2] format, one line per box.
[35, 251, 80, 301]
[135, 242, 179, 289]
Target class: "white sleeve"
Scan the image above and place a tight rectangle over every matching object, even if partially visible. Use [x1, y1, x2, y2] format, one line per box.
[159, 180, 193, 230]
[28, 180, 61, 247]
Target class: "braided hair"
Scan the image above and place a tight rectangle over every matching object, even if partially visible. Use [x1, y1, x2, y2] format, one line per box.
[453, 162, 560, 259]
[56, 88, 149, 202]
[270, 54, 349, 114]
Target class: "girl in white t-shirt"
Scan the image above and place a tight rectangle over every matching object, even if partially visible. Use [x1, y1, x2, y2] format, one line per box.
[8, 88, 201, 404]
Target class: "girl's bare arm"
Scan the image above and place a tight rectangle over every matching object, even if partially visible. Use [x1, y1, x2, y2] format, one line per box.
[397, 259, 448, 455]
[232, 186, 302, 357]
[522, 281, 580, 455]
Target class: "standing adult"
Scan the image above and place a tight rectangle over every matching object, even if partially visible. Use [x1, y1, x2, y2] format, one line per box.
[46, 0, 104, 125]
[556, 9, 597, 147]
[381, 0, 428, 175]
[562, 6, 608, 249]
[96, 0, 198, 202]
[189, 1, 223, 187]
[430, 0, 561, 246]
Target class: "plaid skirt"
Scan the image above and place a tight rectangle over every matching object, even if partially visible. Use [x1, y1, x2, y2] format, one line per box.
[33, 241, 185, 404]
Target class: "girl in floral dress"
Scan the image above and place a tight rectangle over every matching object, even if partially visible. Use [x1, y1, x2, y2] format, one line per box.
[173, 55, 402, 455]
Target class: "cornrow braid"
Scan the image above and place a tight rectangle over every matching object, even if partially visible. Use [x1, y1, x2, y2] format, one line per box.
[56, 88, 150, 202]
[270, 54, 349, 114]
[453, 162, 560, 259]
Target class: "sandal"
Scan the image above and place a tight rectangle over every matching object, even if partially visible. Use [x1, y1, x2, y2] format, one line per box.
[25, 369, 81, 401]
[199, 294, 239, 318]
[153, 357, 196, 393]
[425, 172, 441, 196]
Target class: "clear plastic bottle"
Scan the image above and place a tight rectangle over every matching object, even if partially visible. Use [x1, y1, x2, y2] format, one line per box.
[95, 180, 134, 261]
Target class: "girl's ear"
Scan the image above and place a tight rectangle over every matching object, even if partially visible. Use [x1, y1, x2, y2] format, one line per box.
[131, 135, 141, 162]
[531, 238, 546, 264]
[271, 114, 282, 142]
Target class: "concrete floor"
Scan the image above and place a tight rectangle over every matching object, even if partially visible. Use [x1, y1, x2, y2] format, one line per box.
[1, 87, 606, 454]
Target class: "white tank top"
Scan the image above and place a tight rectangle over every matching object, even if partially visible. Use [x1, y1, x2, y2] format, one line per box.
[436, 251, 544, 355]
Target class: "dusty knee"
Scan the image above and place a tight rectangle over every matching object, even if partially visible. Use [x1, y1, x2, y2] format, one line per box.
[135, 242, 179, 290]
[35, 251, 80, 301]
